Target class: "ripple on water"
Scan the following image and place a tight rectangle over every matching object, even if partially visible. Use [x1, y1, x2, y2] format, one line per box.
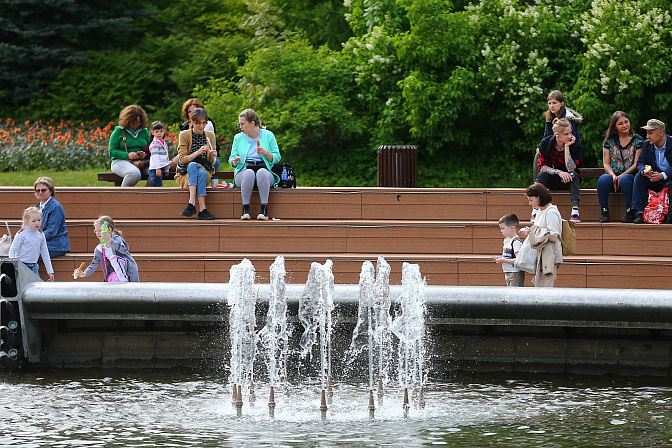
[0, 371, 671, 447]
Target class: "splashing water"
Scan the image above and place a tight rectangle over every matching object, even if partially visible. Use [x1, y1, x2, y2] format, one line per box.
[348, 260, 375, 389]
[298, 260, 334, 390]
[258, 256, 289, 388]
[391, 262, 426, 404]
[228, 258, 258, 396]
[348, 257, 393, 393]
[373, 256, 392, 386]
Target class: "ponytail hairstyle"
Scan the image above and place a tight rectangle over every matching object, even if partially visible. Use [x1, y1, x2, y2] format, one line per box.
[94, 215, 122, 236]
[552, 117, 572, 134]
[544, 90, 567, 122]
[239, 109, 265, 129]
[603, 111, 633, 144]
[18, 207, 43, 234]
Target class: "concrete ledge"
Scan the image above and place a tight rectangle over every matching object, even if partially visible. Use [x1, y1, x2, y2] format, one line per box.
[11, 280, 672, 374]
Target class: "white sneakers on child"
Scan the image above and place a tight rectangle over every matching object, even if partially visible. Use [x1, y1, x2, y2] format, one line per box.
[531, 208, 538, 223]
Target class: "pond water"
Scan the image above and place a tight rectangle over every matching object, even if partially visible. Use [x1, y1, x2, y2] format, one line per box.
[1, 369, 670, 447]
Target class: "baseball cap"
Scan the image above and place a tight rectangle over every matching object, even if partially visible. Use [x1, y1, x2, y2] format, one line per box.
[642, 119, 665, 131]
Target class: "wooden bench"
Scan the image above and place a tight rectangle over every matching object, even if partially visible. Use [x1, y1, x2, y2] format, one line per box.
[98, 171, 234, 186]
[532, 152, 605, 179]
[580, 167, 605, 177]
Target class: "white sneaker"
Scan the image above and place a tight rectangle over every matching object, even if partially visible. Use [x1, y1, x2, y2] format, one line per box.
[531, 208, 538, 222]
[570, 210, 581, 223]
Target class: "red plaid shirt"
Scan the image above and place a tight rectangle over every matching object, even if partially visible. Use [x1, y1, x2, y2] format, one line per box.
[538, 145, 580, 172]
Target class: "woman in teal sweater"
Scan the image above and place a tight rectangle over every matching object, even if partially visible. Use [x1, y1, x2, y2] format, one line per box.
[108, 105, 151, 187]
[228, 109, 281, 220]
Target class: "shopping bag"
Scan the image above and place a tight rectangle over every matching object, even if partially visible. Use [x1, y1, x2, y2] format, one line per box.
[643, 186, 670, 224]
[513, 236, 537, 274]
[0, 222, 12, 257]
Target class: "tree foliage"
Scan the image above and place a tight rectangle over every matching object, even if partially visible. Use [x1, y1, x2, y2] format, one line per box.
[4, 0, 672, 186]
[0, 0, 141, 110]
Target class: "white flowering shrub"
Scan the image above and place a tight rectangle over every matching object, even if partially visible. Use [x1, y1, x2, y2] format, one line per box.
[573, 0, 672, 159]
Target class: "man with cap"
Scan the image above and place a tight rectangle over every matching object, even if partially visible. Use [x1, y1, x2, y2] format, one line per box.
[624, 119, 672, 223]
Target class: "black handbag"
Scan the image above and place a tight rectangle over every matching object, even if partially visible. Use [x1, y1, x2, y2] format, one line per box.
[177, 161, 188, 175]
[271, 162, 296, 188]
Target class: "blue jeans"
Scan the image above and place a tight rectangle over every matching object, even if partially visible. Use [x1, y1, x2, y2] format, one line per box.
[24, 262, 39, 275]
[597, 173, 634, 210]
[187, 162, 208, 197]
[149, 166, 170, 187]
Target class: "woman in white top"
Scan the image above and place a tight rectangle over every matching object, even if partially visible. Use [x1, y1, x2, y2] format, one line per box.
[519, 183, 562, 286]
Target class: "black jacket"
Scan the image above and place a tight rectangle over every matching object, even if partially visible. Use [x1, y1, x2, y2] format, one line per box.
[636, 134, 672, 179]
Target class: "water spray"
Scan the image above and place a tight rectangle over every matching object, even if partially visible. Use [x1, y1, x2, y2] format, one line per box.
[268, 386, 276, 419]
[377, 377, 384, 406]
[249, 381, 256, 404]
[320, 389, 328, 421]
[368, 389, 375, 420]
[235, 384, 243, 417]
[392, 263, 427, 416]
[403, 388, 410, 419]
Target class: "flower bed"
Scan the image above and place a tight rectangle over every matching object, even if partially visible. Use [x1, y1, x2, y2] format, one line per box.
[0, 119, 178, 171]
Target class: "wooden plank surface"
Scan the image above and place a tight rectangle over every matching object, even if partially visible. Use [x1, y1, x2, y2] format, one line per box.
[361, 189, 488, 220]
[346, 223, 472, 254]
[40, 253, 672, 288]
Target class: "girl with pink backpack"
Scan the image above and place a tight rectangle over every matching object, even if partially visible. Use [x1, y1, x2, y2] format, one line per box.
[74, 216, 139, 282]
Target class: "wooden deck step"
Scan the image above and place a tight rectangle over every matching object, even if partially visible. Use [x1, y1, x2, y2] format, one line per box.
[5, 218, 669, 258]
[45, 252, 672, 289]
[1, 186, 628, 222]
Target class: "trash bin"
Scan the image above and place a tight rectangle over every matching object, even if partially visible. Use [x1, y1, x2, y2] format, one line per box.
[377, 145, 417, 187]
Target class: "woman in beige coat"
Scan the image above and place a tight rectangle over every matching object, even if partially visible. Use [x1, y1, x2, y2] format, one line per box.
[519, 183, 562, 286]
[175, 108, 218, 220]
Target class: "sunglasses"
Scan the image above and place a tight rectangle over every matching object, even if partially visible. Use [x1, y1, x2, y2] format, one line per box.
[35, 188, 49, 193]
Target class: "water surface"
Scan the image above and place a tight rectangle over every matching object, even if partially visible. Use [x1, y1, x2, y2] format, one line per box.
[1, 370, 670, 447]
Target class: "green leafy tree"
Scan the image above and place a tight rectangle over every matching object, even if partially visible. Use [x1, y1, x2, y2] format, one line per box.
[273, 0, 353, 50]
[199, 35, 369, 185]
[344, 0, 591, 185]
[0, 0, 140, 112]
[572, 0, 672, 159]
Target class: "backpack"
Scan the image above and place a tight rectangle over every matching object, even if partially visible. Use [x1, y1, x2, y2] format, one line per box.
[506, 236, 521, 259]
[101, 246, 130, 282]
[558, 219, 576, 256]
[272, 162, 296, 188]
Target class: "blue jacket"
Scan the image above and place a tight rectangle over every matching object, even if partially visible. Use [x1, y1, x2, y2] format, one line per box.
[38, 197, 70, 255]
[636, 135, 672, 179]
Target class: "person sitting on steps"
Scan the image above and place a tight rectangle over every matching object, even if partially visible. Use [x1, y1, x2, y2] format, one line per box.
[229, 109, 281, 220]
[534, 117, 582, 223]
[598, 111, 643, 223]
[626, 119, 672, 224]
[175, 108, 218, 220]
[533, 90, 583, 181]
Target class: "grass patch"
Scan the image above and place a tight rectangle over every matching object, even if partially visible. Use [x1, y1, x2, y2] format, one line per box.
[0, 169, 179, 187]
